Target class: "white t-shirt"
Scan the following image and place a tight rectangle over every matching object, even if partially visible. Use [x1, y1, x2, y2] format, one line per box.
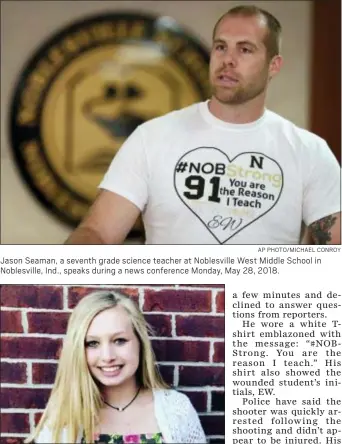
[100, 101, 340, 244]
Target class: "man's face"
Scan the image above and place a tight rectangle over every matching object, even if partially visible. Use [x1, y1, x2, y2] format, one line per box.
[210, 14, 274, 105]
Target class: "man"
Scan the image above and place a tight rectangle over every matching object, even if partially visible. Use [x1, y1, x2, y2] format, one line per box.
[65, 5, 341, 245]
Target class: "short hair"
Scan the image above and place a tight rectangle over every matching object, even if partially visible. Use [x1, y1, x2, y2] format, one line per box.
[212, 5, 282, 59]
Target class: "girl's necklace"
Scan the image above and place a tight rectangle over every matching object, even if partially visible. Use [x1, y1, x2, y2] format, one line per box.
[103, 386, 141, 412]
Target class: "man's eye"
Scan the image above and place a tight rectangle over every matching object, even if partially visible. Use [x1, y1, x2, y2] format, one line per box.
[215, 44, 225, 51]
[241, 47, 252, 53]
[85, 341, 98, 348]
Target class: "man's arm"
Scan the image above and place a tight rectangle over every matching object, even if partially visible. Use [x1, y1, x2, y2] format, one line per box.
[64, 190, 141, 244]
[308, 212, 341, 245]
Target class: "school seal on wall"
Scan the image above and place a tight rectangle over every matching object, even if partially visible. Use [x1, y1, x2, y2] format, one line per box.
[9, 12, 210, 228]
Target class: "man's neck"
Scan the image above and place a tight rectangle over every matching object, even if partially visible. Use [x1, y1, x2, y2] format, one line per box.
[208, 95, 266, 124]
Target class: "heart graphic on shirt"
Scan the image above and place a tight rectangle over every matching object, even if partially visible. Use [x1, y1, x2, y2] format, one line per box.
[174, 147, 284, 243]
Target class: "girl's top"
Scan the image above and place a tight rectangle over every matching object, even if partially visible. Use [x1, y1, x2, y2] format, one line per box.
[35, 389, 207, 443]
[81, 432, 164, 443]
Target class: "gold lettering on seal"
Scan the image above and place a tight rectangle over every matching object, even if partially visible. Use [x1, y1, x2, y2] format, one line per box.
[23, 141, 58, 197]
[177, 47, 210, 94]
[153, 30, 185, 53]
[17, 68, 50, 126]
[90, 23, 116, 40]
[23, 142, 90, 216]
[17, 48, 68, 126]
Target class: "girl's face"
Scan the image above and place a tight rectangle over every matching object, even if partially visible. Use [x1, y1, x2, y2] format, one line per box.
[85, 306, 140, 387]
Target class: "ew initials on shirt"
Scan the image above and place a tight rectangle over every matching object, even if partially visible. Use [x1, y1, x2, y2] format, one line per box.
[174, 147, 284, 243]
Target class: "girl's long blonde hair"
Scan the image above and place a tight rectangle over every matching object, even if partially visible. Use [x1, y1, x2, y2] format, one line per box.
[26, 290, 168, 443]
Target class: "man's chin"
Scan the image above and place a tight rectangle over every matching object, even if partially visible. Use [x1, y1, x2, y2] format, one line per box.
[214, 91, 240, 105]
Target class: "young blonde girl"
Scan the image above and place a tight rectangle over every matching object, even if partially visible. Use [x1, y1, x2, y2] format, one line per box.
[26, 290, 206, 443]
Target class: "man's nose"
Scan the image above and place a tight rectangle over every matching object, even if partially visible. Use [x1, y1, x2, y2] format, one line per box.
[222, 49, 237, 67]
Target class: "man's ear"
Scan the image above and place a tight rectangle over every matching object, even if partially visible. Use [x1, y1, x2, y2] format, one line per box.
[269, 55, 283, 80]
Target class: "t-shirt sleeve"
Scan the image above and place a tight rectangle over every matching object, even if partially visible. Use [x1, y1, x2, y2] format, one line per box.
[302, 140, 341, 226]
[99, 126, 148, 211]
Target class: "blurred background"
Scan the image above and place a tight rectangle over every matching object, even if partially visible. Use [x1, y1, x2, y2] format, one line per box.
[1, 0, 340, 244]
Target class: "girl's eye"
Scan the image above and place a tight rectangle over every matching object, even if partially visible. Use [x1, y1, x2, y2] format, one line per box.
[85, 341, 98, 348]
[115, 338, 127, 345]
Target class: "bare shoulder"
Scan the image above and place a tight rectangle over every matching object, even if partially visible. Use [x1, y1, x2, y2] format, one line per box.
[308, 212, 341, 245]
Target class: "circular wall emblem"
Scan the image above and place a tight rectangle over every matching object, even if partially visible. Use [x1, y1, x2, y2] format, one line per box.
[9, 12, 210, 228]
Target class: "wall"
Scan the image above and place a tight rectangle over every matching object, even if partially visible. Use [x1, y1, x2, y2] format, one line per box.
[0, 284, 225, 443]
[310, 0, 341, 163]
[0, 1, 312, 244]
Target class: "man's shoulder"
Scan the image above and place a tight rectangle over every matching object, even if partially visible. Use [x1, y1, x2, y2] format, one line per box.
[140, 102, 201, 132]
[265, 110, 327, 148]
